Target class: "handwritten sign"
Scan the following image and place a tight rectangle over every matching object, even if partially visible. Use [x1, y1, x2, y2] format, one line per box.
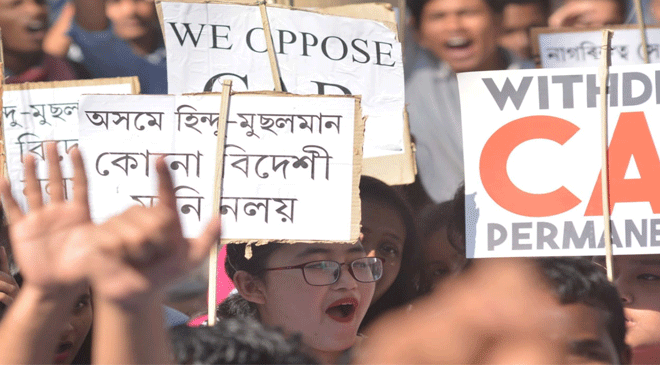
[2, 78, 138, 212]
[78, 93, 362, 241]
[157, 0, 402, 160]
[533, 26, 660, 68]
[459, 64, 660, 258]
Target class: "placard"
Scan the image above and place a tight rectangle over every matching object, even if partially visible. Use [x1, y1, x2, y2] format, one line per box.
[532, 25, 660, 68]
[78, 92, 362, 242]
[157, 0, 403, 161]
[2, 78, 139, 212]
[459, 64, 660, 258]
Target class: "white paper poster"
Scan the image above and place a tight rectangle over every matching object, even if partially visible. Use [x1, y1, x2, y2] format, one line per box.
[538, 27, 660, 68]
[3, 79, 136, 212]
[459, 63, 660, 258]
[78, 93, 361, 241]
[159, 1, 403, 158]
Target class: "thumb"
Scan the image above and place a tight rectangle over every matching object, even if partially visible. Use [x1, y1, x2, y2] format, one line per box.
[187, 217, 221, 265]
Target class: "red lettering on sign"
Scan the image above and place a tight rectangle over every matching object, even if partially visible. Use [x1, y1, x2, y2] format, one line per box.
[585, 112, 660, 215]
[480, 115, 581, 217]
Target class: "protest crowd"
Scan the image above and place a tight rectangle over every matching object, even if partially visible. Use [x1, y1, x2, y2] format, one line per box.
[1, 0, 660, 364]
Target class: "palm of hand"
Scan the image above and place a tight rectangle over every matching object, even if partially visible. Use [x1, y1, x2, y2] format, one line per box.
[9, 199, 93, 290]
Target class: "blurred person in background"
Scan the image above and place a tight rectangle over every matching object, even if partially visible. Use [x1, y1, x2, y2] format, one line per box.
[499, 0, 550, 60]
[1, 0, 86, 83]
[70, 0, 166, 93]
[406, 0, 533, 204]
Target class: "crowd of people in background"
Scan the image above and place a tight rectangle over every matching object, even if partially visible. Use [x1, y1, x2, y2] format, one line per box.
[1, 0, 660, 363]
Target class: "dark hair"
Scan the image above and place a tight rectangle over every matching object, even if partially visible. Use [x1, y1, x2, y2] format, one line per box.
[408, 0, 506, 29]
[359, 176, 423, 329]
[217, 293, 258, 320]
[417, 200, 459, 291]
[170, 318, 319, 364]
[534, 257, 627, 361]
[223, 242, 284, 319]
[446, 184, 466, 256]
[418, 200, 454, 242]
[224, 242, 284, 281]
[502, 0, 550, 15]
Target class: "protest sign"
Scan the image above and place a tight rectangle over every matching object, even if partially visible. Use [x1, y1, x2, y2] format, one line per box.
[78, 92, 362, 242]
[459, 63, 660, 258]
[156, 0, 413, 185]
[532, 25, 660, 68]
[2, 78, 139, 213]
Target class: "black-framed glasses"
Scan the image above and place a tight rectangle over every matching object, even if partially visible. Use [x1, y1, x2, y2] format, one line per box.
[264, 257, 384, 286]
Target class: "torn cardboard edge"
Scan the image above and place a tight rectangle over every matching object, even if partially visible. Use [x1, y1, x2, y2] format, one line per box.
[157, 0, 415, 185]
[157, 0, 398, 36]
[1, 76, 141, 184]
[207, 90, 365, 246]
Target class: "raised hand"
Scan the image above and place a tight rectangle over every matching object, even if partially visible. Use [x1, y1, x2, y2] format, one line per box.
[89, 157, 220, 306]
[0, 143, 93, 292]
[0, 143, 94, 365]
[89, 158, 220, 365]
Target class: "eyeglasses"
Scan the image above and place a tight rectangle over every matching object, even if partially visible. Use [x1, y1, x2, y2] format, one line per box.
[264, 257, 384, 286]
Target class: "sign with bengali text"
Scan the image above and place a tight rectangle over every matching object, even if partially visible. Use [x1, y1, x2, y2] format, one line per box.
[2, 78, 138, 213]
[78, 92, 362, 241]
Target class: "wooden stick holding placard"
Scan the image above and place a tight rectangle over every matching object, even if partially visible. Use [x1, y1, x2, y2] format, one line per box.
[633, 0, 649, 63]
[208, 80, 233, 326]
[599, 30, 614, 281]
[259, 1, 283, 92]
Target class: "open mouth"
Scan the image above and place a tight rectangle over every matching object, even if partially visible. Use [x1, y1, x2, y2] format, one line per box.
[53, 342, 72, 363]
[325, 298, 358, 323]
[445, 37, 473, 51]
[26, 20, 46, 32]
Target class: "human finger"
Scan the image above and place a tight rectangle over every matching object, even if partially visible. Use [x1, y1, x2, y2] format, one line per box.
[0, 180, 24, 224]
[188, 217, 221, 265]
[0, 277, 18, 298]
[46, 142, 65, 202]
[0, 247, 10, 275]
[155, 158, 177, 212]
[102, 206, 172, 267]
[70, 147, 90, 213]
[0, 293, 14, 307]
[23, 154, 44, 210]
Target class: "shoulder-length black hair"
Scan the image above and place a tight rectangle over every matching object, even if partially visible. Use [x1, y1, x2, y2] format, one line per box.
[359, 176, 424, 329]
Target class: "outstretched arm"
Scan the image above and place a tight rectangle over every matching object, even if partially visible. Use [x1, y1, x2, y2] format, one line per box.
[0, 144, 93, 364]
[90, 158, 220, 364]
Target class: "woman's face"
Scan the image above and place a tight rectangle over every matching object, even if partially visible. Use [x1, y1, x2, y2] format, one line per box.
[54, 286, 93, 365]
[360, 197, 406, 302]
[257, 243, 375, 357]
[422, 227, 465, 289]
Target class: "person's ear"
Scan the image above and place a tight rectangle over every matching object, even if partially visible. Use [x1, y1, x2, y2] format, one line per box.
[233, 271, 266, 305]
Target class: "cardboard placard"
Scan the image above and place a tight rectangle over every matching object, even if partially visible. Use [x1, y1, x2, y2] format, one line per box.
[2, 77, 139, 212]
[78, 92, 363, 244]
[459, 64, 660, 258]
[531, 25, 660, 68]
[156, 0, 415, 184]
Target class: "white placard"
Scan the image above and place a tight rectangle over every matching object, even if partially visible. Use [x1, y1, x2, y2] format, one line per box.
[538, 27, 660, 68]
[78, 93, 361, 241]
[3, 80, 136, 212]
[460, 63, 660, 258]
[159, 1, 403, 158]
